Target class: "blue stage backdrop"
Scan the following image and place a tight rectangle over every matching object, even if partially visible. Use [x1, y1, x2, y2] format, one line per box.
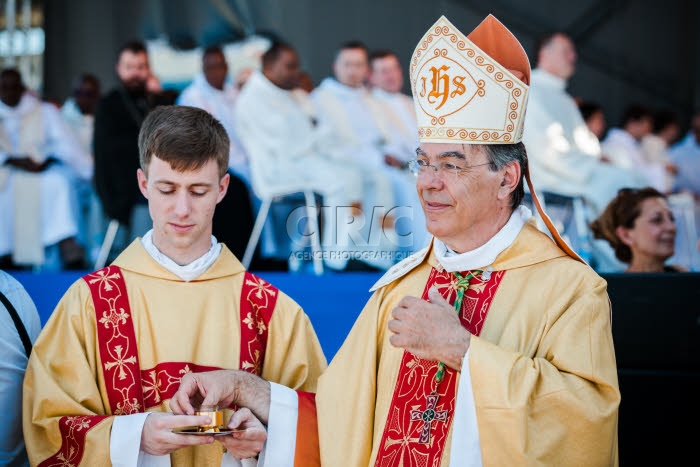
[10, 271, 383, 360]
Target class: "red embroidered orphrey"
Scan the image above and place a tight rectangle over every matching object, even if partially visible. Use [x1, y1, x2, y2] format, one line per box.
[374, 268, 505, 467]
[37, 416, 109, 467]
[239, 272, 278, 375]
[40, 267, 278, 465]
[86, 266, 145, 415]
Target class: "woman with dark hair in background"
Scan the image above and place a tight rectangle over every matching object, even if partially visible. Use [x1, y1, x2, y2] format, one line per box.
[590, 187, 687, 272]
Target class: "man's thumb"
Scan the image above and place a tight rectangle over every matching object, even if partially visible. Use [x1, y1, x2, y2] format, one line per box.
[428, 286, 449, 305]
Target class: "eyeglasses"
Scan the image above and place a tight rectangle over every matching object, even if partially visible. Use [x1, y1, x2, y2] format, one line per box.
[408, 158, 491, 178]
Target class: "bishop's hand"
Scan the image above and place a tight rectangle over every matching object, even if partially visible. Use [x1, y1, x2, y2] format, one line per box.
[171, 370, 271, 425]
[388, 287, 470, 370]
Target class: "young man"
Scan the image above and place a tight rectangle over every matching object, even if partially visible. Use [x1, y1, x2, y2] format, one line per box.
[23, 106, 326, 465]
[173, 15, 620, 466]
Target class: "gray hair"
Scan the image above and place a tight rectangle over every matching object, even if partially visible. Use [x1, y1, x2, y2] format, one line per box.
[481, 142, 528, 210]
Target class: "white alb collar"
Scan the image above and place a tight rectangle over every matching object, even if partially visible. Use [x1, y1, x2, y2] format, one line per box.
[321, 77, 365, 97]
[140, 229, 222, 282]
[532, 68, 567, 91]
[434, 205, 531, 272]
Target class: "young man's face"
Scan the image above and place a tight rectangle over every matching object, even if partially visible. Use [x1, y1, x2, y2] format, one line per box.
[333, 48, 369, 88]
[369, 54, 404, 94]
[137, 156, 229, 264]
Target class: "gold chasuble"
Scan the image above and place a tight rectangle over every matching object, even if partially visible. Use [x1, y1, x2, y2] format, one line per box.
[305, 221, 619, 466]
[24, 241, 327, 466]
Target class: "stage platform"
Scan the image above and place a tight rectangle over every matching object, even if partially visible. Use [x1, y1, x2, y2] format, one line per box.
[10, 269, 382, 360]
[8, 269, 700, 465]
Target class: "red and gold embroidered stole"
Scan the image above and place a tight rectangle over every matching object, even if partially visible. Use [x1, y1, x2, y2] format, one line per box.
[373, 267, 504, 467]
[40, 267, 277, 466]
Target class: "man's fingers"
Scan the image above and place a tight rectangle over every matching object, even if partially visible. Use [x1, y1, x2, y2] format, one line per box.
[228, 408, 252, 430]
[171, 433, 216, 446]
[397, 296, 421, 309]
[171, 375, 200, 415]
[169, 392, 189, 415]
[389, 333, 405, 348]
[387, 318, 402, 334]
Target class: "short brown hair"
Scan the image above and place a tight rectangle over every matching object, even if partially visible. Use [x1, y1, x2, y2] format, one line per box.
[590, 187, 666, 263]
[138, 105, 230, 178]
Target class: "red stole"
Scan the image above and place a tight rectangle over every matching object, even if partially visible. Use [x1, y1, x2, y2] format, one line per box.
[373, 267, 504, 467]
[40, 267, 277, 466]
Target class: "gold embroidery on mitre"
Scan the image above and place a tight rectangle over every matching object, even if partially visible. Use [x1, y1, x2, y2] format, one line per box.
[410, 15, 529, 144]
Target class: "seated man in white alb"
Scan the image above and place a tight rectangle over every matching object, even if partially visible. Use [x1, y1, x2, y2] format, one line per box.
[641, 110, 680, 194]
[670, 109, 700, 198]
[234, 41, 370, 271]
[0, 68, 92, 270]
[177, 45, 250, 185]
[522, 32, 642, 217]
[369, 48, 428, 251]
[312, 41, 423, 259]
[61, 73, 104, 264]
[368, 49, 418, 155]
[602, 104, 668, 192]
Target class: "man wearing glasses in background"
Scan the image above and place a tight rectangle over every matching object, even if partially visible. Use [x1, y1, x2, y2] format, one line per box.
[172, 15, 620, 466]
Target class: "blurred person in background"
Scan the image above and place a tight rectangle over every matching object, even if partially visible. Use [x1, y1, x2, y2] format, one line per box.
[313, 41, 426, 263]
[523, 32, 640, 216]
[641, 109, 680, 194]
[368, 49, 418, 153]
[93, 40, 174, 248]
[670, 109, 700, 199]
[602, 104, 668, 192]
[177, 44, 255, 260]
[577, 100, 607, 141]
[590, 187, 686, 272]
[61, 73, 104, 264]
[0, 68, 91, 270]
[234, 40, 366, 270]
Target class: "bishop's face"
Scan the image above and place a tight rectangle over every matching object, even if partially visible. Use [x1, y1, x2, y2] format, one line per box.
[415, 143, 505, 253]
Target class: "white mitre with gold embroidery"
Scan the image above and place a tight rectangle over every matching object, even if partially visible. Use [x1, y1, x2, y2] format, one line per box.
[410, 15, 530, 144]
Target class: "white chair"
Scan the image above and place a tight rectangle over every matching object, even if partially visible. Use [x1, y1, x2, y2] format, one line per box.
[93, 204, 151, 270]
[242, 150, 324, 275]
[94, 219, 120, 270]
[241, 189, 323, 275]
[526, 190, 592, 261]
